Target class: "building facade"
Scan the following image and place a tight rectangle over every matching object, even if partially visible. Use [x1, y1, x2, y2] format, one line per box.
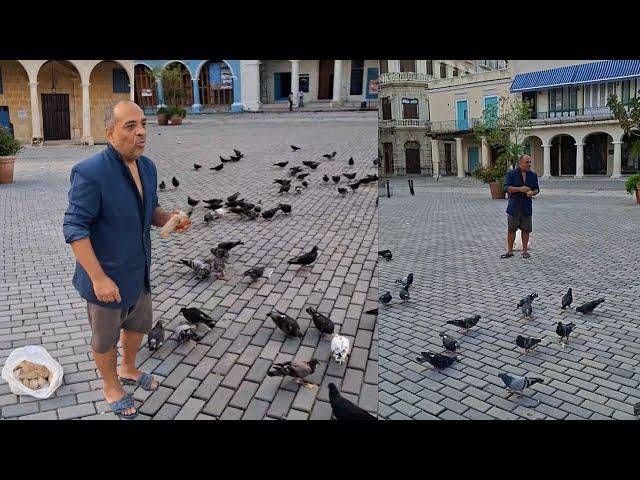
[378, 60, 510, 176]
[379, 59, 640, 178]
[134, 60, 379, 113]
[0, 60, 134, 144]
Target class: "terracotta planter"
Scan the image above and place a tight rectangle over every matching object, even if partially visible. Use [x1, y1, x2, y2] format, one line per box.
[489, 181, 506, 199]
[157, 114, 168, 126]
[0, 156, 16, 184]
[636, 187, 640, 204]
[170, 115, 183, 126]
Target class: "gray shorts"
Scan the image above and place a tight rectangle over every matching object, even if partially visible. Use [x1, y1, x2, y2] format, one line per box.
[507, 212, 532, 233]
[86, 286, 153, 353]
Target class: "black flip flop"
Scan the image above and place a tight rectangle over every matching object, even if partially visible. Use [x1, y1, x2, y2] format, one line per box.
[522, 252, 531, 258]
[500, 253, 514, 258]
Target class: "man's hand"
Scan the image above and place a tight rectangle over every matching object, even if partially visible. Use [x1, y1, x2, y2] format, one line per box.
[526, 190, 535, 198]
[172, 208, 192, 233]
[520, 186, 531, 193]
[92, 275, 121, 303]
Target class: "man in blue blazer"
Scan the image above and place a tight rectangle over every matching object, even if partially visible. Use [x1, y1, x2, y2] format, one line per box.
[63, 100, 191, 419]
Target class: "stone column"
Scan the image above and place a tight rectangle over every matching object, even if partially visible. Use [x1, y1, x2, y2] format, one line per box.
[81, 82, 93, 146]
[612, 140, 622, 178]
[155, 75, 165, 109]
[575, 142, 585, 178]
[192, 78, 201, 113]
[240, 60, 261, 112]
[542, 143, 551, 178]
[290, 60, 300, 107]
[28, 82, 42, 141]
[481, 137, 490, 167]
[455, 137, 464, 177]
[431, 139, 440, 177]
[331, 59, 344, 107]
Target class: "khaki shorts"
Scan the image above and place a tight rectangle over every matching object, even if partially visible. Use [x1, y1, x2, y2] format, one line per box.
[507, 212, 532, 233]
[86, 286, 153, 353]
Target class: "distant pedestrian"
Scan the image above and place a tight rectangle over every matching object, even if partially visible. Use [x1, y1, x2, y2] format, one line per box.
[298, 90, 304, 108]
[288, 92, 293, 111]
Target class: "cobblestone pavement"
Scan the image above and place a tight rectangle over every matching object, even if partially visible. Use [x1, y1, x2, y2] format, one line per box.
[379, 179, 640, 420]
[0, 111, 378, 420]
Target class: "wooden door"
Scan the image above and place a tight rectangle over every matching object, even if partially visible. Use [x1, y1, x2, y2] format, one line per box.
[318, 60, 334, 100]
[405, 148, 421, 174]
[41, 94, 70, 141]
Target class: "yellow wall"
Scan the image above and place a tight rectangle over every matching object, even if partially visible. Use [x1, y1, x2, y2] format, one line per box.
[0, 61, 32, 142]
[37, 61, 83, 140]
[90, 61, 130, 143]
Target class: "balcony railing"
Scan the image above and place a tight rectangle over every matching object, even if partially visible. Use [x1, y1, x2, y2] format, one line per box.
[426, 117, 484, 133]
[379, 72, 432, 84]
[529, 107, 615, 124]
[377, 119, 431, 128]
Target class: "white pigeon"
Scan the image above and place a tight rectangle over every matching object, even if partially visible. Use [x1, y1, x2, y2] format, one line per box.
[513, 230, 531, 251]
[331, 334, 350, 365]
[214, 208, 227, 219]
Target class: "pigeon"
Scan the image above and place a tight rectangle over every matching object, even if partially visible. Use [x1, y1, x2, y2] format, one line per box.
[306, 306, 335, 335]
[289, 166, 304, 176]
[302, 161, 319, 168]
[159, 181, 165, 191]
[498, 373, 544, 395]
[439, 332, 461, 352]
[291, 145, 301, 151]
[373, 157, 379, 166]
[331, 334, 350, 364]
[516, 293, 538, 309]
[147, 320, 167, 351]
[395, 273, 413, 288]
[307, 164, 319, 170]
[262, 207, 279, 220]
[210, 247, 230, 259]
[204, 203, 224, 210]
[217, 241, 244, 251]
[556, 322, 576, 343]
[204, 211, 214, 222]
[295, 184, 303, 193]
[348, 157, 354, 166]
[575, 298, 605, 314]
[379, 291, 392, 304]
[244, 266, 265, 281]
[302, 181, 309, 187]
[233, 149, 242, 157]
[322, 151, 337, 159]
[274, 161, 289, 168]
[213, 208, 226, 219]
[268, 359, 319, 386]
[227, 192, 240, 203]
[521, 300, 533, 318]
[365, 308, 378, 315]
[279, 184, 291, 193]
[561, 288, 573, 310]
[211, 256, 227, 276]
[635, 402, 640, 417]
[446, 315, 481, 332]
[178, 258, 212, 279]
[186, 209, 193, 218]
[399, 288, 410, 301]
[220, 156, 233, 163]
[347, 182, 360, 192]
[416, 352, 459, 369]
[343, 172, 357, 180]
[180, 307, 215, 329]
[193, 163, 202, 170]
[516, 335, 542, 353]
[187, 196, 199, 207]
[328, 383, 376, 421]
[297, 173, 310, 180]
[210, 164, 224, 171]
[176, 324, 200, 344]
[274, 179, 292, 186]
[204, 198, 224, 205]
[359, 174, 379, 184]
[278, 203, 292, 214]
[378, 250, 392, 260]
[338, 187, 347, 195]
[322, 174, 329, 183]
[287, 246, 318, 266]
[267, 308, 303, 337]
[172, 177, 179, 188]
[332, 175, 341, 183]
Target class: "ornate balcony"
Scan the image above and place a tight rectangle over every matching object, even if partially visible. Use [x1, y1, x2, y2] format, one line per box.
[379, 72, 432, 84]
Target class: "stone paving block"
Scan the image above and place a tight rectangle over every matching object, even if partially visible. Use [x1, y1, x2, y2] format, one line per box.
[58, 403, 96, 420]
[138, 386, 173, 416]
[202, 387, 235, 417]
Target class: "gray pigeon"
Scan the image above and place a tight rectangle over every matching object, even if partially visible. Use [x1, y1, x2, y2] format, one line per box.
[556, 322, 576, 343]
[516, 335, 542, 353]
[176, 324, 201, 344]
[575, 297, 605, 314]
[521, 300, 533, 318]
[498, 372, 544, 395]
[399, 288, 410, 301]
[147, 320, 167, 351]
[379, 291, 392, 304]
[306, 306, 335, 335]
[244, 266, 265, 281]
[178, 258, 212, 279]
[561, 288, 573, 310]
[439, 332, 461, 352]
[267, 308, 303, 337]
[395, 273, 414, 288]
[268, 359, 319, 386]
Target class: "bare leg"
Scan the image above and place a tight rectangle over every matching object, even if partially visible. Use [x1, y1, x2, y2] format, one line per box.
[118, 329, 159, 389]
[93, 345, 136, 416]
[522, 231, 530, 255]
[506, 231, 516, 254]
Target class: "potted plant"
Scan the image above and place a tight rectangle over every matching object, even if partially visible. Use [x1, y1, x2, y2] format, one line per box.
[625, 173, 640, 204]
[156, 107, 169, 126]
[473, 153, 509, 199]
[0, 127, 23, 184]
[167, 107, 186, 125]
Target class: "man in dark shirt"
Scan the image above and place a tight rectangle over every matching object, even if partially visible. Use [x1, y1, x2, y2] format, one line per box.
[500, 154, 539, 259]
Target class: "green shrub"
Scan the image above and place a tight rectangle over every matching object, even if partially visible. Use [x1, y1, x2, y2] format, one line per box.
[157, 107, 169, 115]
[0, 127, 23, 156]
[625, 173, 640, 195]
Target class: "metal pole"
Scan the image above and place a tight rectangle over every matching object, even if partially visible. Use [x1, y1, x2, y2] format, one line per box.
[386, 180, 391, 198]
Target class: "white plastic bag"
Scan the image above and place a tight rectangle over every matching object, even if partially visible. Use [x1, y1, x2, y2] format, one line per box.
[513, 230, 532, 251]
[1, 346, 64, 399]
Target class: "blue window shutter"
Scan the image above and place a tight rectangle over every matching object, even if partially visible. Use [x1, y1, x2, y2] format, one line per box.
[112, 68, 130, 93]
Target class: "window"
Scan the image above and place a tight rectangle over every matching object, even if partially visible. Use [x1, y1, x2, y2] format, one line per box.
[440, 62, 447, 78]
[379, 60, 388, 74]
[299, 74, 310, 93]
[381, 97, 392, 120]
[426, 60, 433, 75]
[622, 80, 631, 104]
[350, 60, 364, 95]
[112, 68, 130, 93]
[453, 67, 459, 77]
[402, 98, 418, 119]
[400, 60, 416, 72]
[548, 86, 577, 117]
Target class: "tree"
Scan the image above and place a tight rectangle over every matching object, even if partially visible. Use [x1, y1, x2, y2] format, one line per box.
[152, 65, 186, 108]
[471, 96, 533, 183]
[607, 93, 640, 159]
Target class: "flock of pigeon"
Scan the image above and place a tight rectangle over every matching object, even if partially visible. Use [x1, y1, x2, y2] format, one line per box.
[378, 249, 611, 402]
[149, 143, 379, 420]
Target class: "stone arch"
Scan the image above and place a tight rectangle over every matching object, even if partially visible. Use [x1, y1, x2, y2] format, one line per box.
[0, 60, 32, 141]
[547, 133, 577, 176]
[89, 61, 132, 143]
[523, 134, 545, 174]
[162, 61, 193, 107]
[194, 60, 235, 109]
[583, 131, 614, 175]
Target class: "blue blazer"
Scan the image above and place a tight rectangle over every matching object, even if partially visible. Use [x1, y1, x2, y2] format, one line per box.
[63, 143, 159, 308]
[503, 168, 540, 217]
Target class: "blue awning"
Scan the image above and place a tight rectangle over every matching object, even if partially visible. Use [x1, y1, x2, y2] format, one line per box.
[510, 65, 577, 92]
[510, 60, 640, 92]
